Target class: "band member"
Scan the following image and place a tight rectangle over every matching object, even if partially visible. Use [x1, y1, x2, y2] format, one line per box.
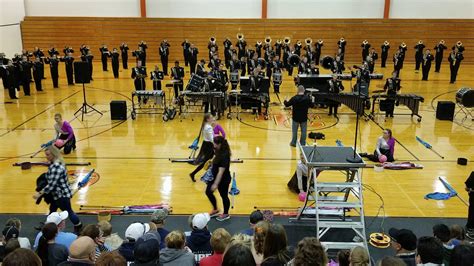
[337, 37, 347, 60]
[189, 44, 199, 74]
[253, 41, 262, 58]
[63, 46, 74, 56]
[421, 50, 434, 81]
[20, 56, 33, 95]
[282, 39, 290, 69]
[294, 40, 302, 57]
[138, 40, 148, 66]
[331, 55, 345, 75]
[48, 46, 60, 57]
[236, 35, 247, 59]
[133, 46, 146, 68]
[151, 65, 164, 90]
[79, 44, 89, 57]
[208, 54, 221, 71]
[223, 37, 232, 68]
[248, 53, 258, 75]
[110, 48, 120, 79]
[368, 48, 378, 74]
[298, 56, 309, 74]
[381, 41, 390, 68]
[452, 41, 465, 53]
[83, 50, 94, 81]
[60, 53, 74, 85]
[414, 40, 425, 71]
[272, 56, 283, 93]
[1, 60, 19, 99]
[264, 44, 274, 64]
[53, 113, 77, 154]
[197, 59, 208, 77]
[181, 39, 191, 67]
[229, 54, 241, 90]
[361, 40, 371, 62]
[352, 63, 370, 95]
[131, 61, 147, 91]
[434, 40, 447, 72]
[303, 39, 313, 63]
[120, 43, 129, 69]
[32, 57, 44, 92]
[159, 41, 170, 75]
[209, 46, 217, 61]
[225, 46, 235, 69]
[393, 50, 404, 77]
[314, 39, 323, 66]
[275, 39, 282, 59]
[328, 74, 344, 117]
[33, 47, 46, 79]
[170, 61, 185, 99]
[240, 57, 247, 77]
[45, 55, 60, 88]
[307, 63, 319, 75]
[448, 48, 464, 84]
[383, 72, 401, 118]
[99, 44, 109, 71]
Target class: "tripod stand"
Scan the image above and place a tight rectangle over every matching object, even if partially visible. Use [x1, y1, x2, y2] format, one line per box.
[346, 82, 366, 163]
[74, 82, 103, 121]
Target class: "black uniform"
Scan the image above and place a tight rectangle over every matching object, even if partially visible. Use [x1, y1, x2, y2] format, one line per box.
[303, 45, 313, 64]
[159, 45, 170, 75]
[99, 46, 109, 71]
[255, 43, 263, 58]
[229, 59, 241, 90]
[19, 60, 33, 95]
[361, 42, 371, 62]
[188, 47, 199, 74]
[337, 40, 347, 60]
[380, 44, 390, 68]
[434, 43, 447, 72]
[150, 70, 164, 90]
[196, 64, 207, 77]
[353, 67, 370, 95]
[1, 64, 18, 99]
[298, 62, 309, 74]
[328, 79, 344, 116]
[383, 77, 401, 117]
[331, 60, 345, 75]
[208, 41, 218, 57]
[120, 44, 129, 69]
[45, 57, 59, 88]
[181, 41, 191, 66]
[240, 59, 247, 77]
[275, 42, 282, 59]
[48, 48, 60, 57]
[170, 66, 185, 98]
[32, 49, 46, 79]
[393, 53, 404, 77]
[138, 42, 148, 66]
[414, 43, 425, 71]
[131, 66, 147, 91]
[60, 55, 75, 85]
[294, 43, 302, 56]
[237, 40, 247, 59]
[223, 39, 232, 68]
[448, 51, 464, 83]
[225, 49, 235, 69]
[79, 46, 89, 56]
[421, 53, 434, 81]
[368, 52, 378, 73]
[32, 61, 43, 91]
[109, 51, 119, 78]
[284, 49, 294, 76]
[314, 42, 323, 65]
[208, 58, 221, 71]
[247, 58, 257, 76]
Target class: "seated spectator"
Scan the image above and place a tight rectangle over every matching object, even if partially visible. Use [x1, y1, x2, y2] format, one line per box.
[1, 226, 20, 261]
[34, 211, 77, 250]
[96, 251, 127, 266]
[252, 221, 270, 265]
[151, 209, 170, 250]
[98, 221, 123, 251]
[376, 256, 406, 266]
[0, 238, 21, 262]
[432, 224, 454, 265]
[36, 223, 69, 265]
[58, 236, 97, 265]
[5, 218, 31, 249]
[186, 213, 212, 263]
[389, 228, 417, 266]
[448, 224, 465, 246]
[337, 250, 350, 266]
[349, 246, 369, 266]
[132, 232, 161, 265]
[80, 224, 110, 259]
[261, 224, 292, 266]
[415, 236, 444, 266]
[229, 234, 252, 249]
[290, 237, 327, 266]
[160, 230, 195, 266]
[241, 210, 264, 236]
[222, 242, 256, 266]
[2, 248, 42, 266]
[200, 228, 231, 266]
[119, 222, 151, 262]
[449, 244, 474, 266]
[184, 214, 195, 237]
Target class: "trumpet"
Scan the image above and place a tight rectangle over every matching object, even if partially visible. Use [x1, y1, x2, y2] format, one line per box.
[456, 41, 463, 46]
[384, 40, 389, 46]
[237, 33, 244, 41]
[305, 38, 312, 45]
[296, 40, 302, 46]
[265, 36, 272, 45]
[340, 37, 345, 42]
[440, 40, 445, 44]
[284, 37, 291, 45]
[362, 40, 368, 45]
[418, 40, 423, 44]
[400, 42, 407, 48]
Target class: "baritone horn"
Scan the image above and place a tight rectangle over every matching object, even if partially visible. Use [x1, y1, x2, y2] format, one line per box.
[265, 36, 272, 45]
[284, 37, 291, 45]
[305, 38, 313, 45]
[210, 36, 216, 44]
[237, 33, 244, 41]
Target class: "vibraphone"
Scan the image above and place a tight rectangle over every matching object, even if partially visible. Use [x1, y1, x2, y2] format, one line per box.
[131, 90, 167, 120]
[239, 92, 270, 119]
[297, 73, 383, 94]
[312, 92, 370, 116]
[179, 90, 226, 119]
[371, 93, 424, 121]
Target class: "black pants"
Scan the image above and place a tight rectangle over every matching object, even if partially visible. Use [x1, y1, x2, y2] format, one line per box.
[22, 78, 31, 95]
[206, 176, 231, 214]
[384, 99, 395, 117]
[184, 52, 189, 66]
[66, 65, 74, 85]
[112, 63, 119, 78]
[381, 53, 388, 67]
[328, 102, 339, 116]
[467, 192, 474, 230]
[49, 197, 81, 226]
[153, 81, 162, 91]
[101, 57, 107, 71]
[34, 77, 42, 91]
[422, 65, 431, 80]
[51, 68, 59, 88]
[364, 148, 394, 162]
[189, 61, 197, 75]
[7, 86, 16, 99]
[161, 57, 168, 75]
[450, 65, 460, 83]
[173, 82, 183, 98]
[191, 141, 214, 175]
[122, 54, 128, 69]
[58, 134, 76, 154]
[435, 55, 442, 72]
[415, 55, 422, 70]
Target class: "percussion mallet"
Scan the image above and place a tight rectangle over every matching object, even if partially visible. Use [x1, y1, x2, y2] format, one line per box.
[416, 136, 444, 159]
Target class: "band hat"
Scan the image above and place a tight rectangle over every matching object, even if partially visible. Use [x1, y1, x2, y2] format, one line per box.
[46, 211, 69, 225]
[192, 213, 210, 230]
[125, 222, 150, 241]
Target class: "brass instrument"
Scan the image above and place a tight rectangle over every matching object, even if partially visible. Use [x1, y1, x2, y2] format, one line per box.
[321, 56, 334, 69]
[237, 33, 244, 41]
[284, 37, 291, 45]
[317, 39, 323, 44]
[296, 40, 302, 46]
[440, 40, 445, 45]
[305, 38, 313, 45]
[384, 40, 389, 46]
[340, 37, 345, 43]
[256, 41, 262, 46]
[400, 42, 407, 48]
[362, 40, 369, 45]
[288, 54, 300, 67]
[418, 40, 423, 44]
[210, 37, 216, 44]
[265, 36, 272, 45]
[276, 39, 282, 44]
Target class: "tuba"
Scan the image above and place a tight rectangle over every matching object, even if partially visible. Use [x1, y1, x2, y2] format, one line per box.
[265, 36, 272, 45]
[237, 33, 244, 41]
[321, 55, 334, 69]
[284, 37, 291, 45]
[289, 54, 300, 67]
[305, 38, 313, 45]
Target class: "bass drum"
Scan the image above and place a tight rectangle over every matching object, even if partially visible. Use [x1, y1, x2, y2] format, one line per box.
[456, 88, 474, 107]
[320, 56, 334, 69]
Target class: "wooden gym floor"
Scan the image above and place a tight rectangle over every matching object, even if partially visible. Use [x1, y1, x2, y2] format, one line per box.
[0, 61, 473, 218]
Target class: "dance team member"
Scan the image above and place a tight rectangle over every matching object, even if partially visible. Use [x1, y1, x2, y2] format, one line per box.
[360, 129, 395, 163]
[53, 113, 76, 154]
[190, 114, 215, 182]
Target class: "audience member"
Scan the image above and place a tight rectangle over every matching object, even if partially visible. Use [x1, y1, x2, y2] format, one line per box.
[36, 222, 69, 265]
[160, 230, 195, 266]
[222, 242, 256, 266]
[241, 210, 264, 236]
[291, 237, 327, 266]
[432, 223, 454, 265]
[4, 239, 21, 258]
[349, 246, 369, 266]
[376, 256, 406, 266]
[389, 228, 417, 266]
[251, 221, 270, 264]
[34, 211, 77, 250]
[261, 224, 292, 266]
[4, 218, 31, 249]
[80, 224, 110, 259]
[96, 251, 127, 266]
[448, 224, 465, 246]
[229, 234, 252, 249]
[58, 236, 97, 265]
[200, 228, 231, 266]
[119, 222, 151, 261]
[186, 213, 212, 263]
[416, 236, 444, 266]
[449, 243, 474, 266]
[337, 249, 350, 266]
[98, 221, 123, 251]
[2, 248, 42, 266]
[1, 226, 20, 261]
[151, 209, 170, 250]
[132, 232, 161, 265]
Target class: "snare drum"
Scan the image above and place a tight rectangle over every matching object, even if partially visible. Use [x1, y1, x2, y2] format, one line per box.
[456, 87, 474, 107]
[230, 72, 240, 83]
[188, 74, 205, 92]
[272, 72, 282, 84]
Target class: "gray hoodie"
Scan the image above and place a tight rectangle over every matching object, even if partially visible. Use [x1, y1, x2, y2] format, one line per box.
[159, 248, 195, 266]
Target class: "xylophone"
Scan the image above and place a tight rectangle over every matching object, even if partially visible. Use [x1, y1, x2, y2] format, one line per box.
[313, 92, 370, 116]
[131, 90, 167, 120]
[179, 90, 226, 119]
[371, 93, 424, 121]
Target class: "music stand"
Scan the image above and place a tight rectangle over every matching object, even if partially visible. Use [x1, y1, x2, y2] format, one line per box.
[73, 61, 103, 121]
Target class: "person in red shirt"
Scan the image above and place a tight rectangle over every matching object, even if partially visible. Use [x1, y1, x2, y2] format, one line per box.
[200, 228, 231, 266]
